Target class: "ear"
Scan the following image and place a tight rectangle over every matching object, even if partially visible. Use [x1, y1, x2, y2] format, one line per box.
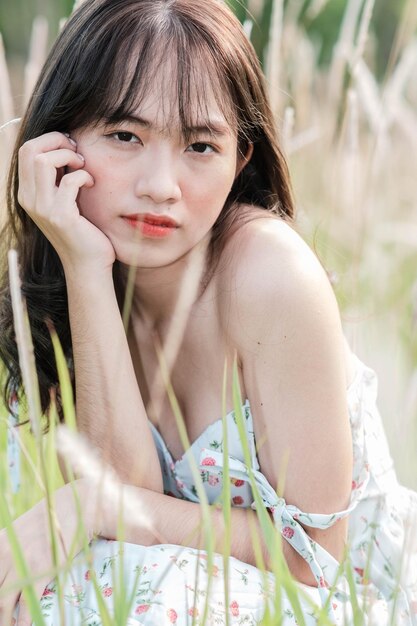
[235, 142, 254, 178]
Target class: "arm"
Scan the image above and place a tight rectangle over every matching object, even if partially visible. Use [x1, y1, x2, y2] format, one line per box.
[16, 131, 163, 493]
[62, 269, 163, 493]
[219, 218, 353, 585]
[90, 485, 285, 569]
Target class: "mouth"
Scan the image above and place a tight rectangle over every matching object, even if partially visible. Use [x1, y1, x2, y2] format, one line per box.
[123, 213, 179, 228]
[122, 213, 179, 238]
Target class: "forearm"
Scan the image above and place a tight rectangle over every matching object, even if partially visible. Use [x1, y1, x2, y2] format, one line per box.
[64, 270, 163, 492]
[96, 485, 318, 587]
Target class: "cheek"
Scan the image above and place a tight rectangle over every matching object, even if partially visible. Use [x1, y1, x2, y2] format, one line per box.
[76, 154, 120, 220]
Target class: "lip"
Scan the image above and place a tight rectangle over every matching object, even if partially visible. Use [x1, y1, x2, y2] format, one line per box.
[122, 213, 179, 239]
[123, 213, 179, 228]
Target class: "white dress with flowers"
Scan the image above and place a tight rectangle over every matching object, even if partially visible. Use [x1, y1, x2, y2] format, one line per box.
[9, 352, 417, 625]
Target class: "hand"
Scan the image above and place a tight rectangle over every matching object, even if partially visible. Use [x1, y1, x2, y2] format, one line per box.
[17, 131, 116, 274]
[0, 479, 94, 626]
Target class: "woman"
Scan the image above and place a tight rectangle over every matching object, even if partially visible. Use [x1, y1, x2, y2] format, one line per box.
[0, 0, 416, 624]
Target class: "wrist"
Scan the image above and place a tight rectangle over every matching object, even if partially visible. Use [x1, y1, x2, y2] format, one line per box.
[63, 265, 114, 287]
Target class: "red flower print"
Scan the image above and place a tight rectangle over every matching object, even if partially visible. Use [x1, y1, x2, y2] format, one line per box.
[42, 588, 54, 597]
[202, 457, 216, 466]
[352, 480, 357, 490]
[231, 478, 245, 487]
[332, 603, 338, 610]
[354, 567, 364, 577]
[318, 577, 326, 588]
[232, 495, 244, 506]
[103, 587, 113, 597]
[84, 570, 91, 581]
[230, 600, 239, 616]
[211, 565, 219, 576]
[167, 608, 178, 623]
[282, 526, 295, 539]
[188, 607, 199, 617]
[135, 604, 150, 614]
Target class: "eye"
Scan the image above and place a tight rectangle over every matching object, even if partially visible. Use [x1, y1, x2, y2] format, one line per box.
[108, 131, 141, 144]
[187, 142, 216, 155]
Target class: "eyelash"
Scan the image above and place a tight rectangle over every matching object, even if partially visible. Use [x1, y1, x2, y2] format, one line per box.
[106, 131, 218, 155]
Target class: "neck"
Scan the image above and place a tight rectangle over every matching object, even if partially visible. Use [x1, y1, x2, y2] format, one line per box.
[115, 236, 211, 333]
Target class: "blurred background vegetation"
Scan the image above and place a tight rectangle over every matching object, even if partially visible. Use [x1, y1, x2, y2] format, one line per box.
[1, 0, 417, 491]
[0, 0, 410, 90]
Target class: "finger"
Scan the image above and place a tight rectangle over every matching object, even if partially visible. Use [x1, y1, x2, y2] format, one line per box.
[33, 149, 86, 208]
[18, 131, 77, 182]
[18, 132, 78, 208]
[56, 169, 95, 209]
[19, 131, 77, 163]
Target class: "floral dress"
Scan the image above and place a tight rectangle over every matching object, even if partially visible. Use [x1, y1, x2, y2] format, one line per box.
[8, 352, 417, 625]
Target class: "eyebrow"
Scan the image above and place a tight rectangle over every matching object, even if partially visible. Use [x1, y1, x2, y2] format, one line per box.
[105, 114, 231, 138]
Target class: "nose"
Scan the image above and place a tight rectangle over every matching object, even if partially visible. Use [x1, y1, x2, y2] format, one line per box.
[134, 146, 182, 205]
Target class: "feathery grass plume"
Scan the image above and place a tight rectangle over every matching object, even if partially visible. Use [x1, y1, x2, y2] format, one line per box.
[287, 126, 320, 155]
[72, 0, 87, 12]
[305, 0, 332, 21]
[383, 39, 417, 129]
[384, 0, 417, 82]
[55, 424, 164, 541]
[265, 0, 284, 118]
[8, 250, 42, 442]
[350, 0, 375, 71]
[291, 33, 316, 129]
[327, 0, 364, 123]
[23, 17, 49, 107]
[282, 106, 295, 155]
[341, 89, 360, 218]
[0, 34, 14, 125]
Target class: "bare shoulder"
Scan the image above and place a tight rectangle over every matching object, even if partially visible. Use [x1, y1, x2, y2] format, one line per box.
[215, 211, 356, 387]
[216, 212, 332, 323]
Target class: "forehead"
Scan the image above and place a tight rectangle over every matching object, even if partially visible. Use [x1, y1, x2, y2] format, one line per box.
[122, 91, 233, 139]
[104, 45, 237, 137]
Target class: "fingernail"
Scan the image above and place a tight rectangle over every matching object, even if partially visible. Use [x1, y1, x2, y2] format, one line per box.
[69, 137, 77, 146]
[77, 153, 85, 161]
[63, 132, 70, 137]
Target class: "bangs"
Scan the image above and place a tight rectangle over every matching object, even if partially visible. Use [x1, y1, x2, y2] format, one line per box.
[66, 20, 237, 144]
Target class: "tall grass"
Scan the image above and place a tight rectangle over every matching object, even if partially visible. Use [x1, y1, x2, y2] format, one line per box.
[0, 0, 416, 623]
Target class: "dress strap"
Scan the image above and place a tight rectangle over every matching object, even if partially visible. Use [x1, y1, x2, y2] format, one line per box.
[199, 448, 369, 621]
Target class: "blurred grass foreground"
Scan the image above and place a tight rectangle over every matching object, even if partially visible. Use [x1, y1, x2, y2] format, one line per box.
[0, 0, 417, 624]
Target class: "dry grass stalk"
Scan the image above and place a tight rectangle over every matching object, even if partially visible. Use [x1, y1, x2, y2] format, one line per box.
[350, 0, 375, 70]
[305, 0, 331, 21]
[24, 16, 49, 107]
[265, 0, 284, 118]
[383, 39, 417, 128]
[0, 33, 14, 125]
[385, 0, 417, 79]
[7, 249, 42, 441]
[327, 0, 363, 111]
[147, 244, 207, 429]
[282, 106, 294, 155]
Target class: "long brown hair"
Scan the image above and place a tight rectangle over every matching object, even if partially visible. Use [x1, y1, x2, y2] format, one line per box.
[0, 0, 295, 422]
